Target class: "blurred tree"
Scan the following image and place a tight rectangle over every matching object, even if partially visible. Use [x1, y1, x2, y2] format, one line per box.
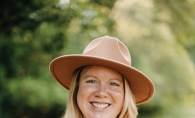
[0, 0, 65, 78]
[111, 0, 195, 117]
[2, 0, 194, 117]
[0, 0, 116, 117]
[153, 0, 195, 63]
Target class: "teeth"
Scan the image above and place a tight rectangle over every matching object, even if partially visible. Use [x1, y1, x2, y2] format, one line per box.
[92, 103, 109, 108]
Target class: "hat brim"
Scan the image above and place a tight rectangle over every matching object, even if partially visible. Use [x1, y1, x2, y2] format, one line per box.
[50, 54, 154, 105]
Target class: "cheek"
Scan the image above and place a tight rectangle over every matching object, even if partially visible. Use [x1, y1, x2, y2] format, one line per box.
[77, 86, 87, 112]
[118, 90, 124, 105]
[77, 84, 95, 103]
[110, 88, 124, 97]
[77, 86, 86, 103]
[77, 84, 96, 116]
[110, 88, 124, 106]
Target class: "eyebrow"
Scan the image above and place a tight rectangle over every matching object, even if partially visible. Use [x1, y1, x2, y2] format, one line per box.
[81, 75, 97, 80]
[109, 78, 123, 83]
[82, 74, 123, 83]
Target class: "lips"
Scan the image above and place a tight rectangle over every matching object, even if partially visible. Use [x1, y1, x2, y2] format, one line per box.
[91, 102, 110, 109]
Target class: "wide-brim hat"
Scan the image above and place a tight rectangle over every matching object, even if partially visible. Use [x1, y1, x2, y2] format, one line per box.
[50, 36, 154, 104]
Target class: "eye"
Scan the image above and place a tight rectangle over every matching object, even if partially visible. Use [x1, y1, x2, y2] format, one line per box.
[86, 80, 97, 84]
[109, 82, 119, 86]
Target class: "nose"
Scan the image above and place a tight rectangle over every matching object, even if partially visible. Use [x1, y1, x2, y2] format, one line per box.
[94, 84, 108, 98]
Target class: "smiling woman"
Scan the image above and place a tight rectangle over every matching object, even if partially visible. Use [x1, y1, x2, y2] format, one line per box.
[49, 36, 155, 118]
[77, 66, 125, 118]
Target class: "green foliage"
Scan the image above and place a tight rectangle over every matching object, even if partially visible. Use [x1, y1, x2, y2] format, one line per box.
[0, 0, 59, 34]
[153, 0, 195, 63]
[112, 0, 195, 117]
[0, 0, 116, 117]
[1, 76, 67, 117]
[1, 0, 195, 117]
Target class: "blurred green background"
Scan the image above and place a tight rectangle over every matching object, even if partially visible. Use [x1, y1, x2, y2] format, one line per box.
[0, 0, 195, 117]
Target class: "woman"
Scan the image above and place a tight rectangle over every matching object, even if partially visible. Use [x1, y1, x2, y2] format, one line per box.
[50, 36, 154, 118]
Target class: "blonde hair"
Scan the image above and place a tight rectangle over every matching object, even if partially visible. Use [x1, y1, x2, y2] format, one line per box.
[118, 78, 138, 118]
[62, 67, 138, 118]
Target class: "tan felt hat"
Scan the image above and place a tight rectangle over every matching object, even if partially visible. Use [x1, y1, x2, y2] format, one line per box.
[50, 36, 154, 104]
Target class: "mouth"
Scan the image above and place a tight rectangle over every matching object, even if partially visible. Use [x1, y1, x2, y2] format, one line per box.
[90, 102, 110, 109]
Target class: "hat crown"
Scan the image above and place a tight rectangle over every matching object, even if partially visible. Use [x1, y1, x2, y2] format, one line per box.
[83, 36, 131, 66]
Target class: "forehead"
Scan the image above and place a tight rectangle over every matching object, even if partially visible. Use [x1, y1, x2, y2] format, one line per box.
[80, 66, 123, 80]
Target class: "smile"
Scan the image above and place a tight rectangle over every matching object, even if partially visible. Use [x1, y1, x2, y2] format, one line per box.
[91, 103, 110, 109]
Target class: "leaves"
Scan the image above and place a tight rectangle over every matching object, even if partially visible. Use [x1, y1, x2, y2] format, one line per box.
[112, 0, 195, 117]
[1, 0, 195, 117]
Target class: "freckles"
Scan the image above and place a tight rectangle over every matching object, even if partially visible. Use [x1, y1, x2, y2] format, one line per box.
[77, 84, 86, 97]
[110, 89, 124, 97]
[78, 86, 87, 95]
[114, 91, 124, 97]
[78, 84, 95, 96]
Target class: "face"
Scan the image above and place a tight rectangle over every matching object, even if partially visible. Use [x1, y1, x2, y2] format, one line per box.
[77, 66, 124, 118]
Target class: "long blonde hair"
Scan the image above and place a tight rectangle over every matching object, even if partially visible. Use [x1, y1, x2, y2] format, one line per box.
[62, 67, 138, 118]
